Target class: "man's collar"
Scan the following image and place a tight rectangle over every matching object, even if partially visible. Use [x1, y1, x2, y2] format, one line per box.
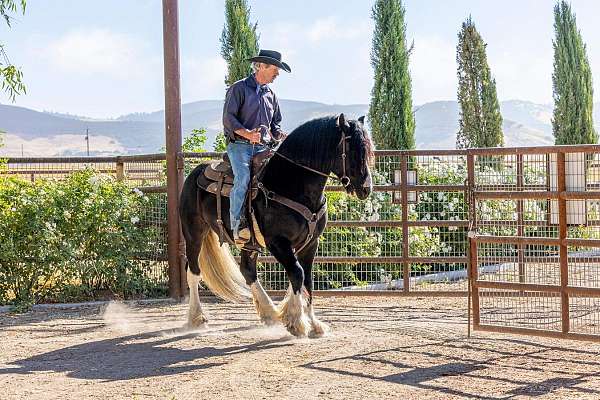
[246, 74, 269, 93]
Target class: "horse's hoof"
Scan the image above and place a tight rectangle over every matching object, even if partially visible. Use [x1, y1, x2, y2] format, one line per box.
[185, 315, 208, 330]
[260, 316, 279, 326]
[309, 320, 329, 338]
[284, 315, 310, 337]
[253, 299, 280, 326]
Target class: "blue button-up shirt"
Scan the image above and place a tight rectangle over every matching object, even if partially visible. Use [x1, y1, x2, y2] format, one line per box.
[223, 74, 284, 143]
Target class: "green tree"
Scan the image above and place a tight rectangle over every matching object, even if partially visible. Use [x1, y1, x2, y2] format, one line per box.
[456, 16, 503, 149]
[220, 0, 259, 86]
[213, 132, 227, 152]
[368, 0, 415, 150]
[183, 128, 208, 153]
[552, 1, 596, 145]
[0, 0, 26, 102]
[0, 129, 5, 171]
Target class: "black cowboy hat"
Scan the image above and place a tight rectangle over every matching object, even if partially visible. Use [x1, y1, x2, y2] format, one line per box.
[247, 49, 291, 73]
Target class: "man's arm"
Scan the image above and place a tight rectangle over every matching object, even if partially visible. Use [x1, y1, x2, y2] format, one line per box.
[223, 84, 261, 143]
[270, 93, 286, 141]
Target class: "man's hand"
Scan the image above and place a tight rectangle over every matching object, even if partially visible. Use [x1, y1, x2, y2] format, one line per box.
[235, 128, 261, 144]
[246, 128, 261, 144]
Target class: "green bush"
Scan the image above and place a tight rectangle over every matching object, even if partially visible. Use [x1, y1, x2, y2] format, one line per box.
[0, 169, 164, 308]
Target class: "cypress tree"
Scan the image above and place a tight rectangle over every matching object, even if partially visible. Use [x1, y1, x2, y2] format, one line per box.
[368, 0, 415, 150]
[552, 1, 596, 145]
[456, 16, 503, 149]
[220, 0, 259, 86]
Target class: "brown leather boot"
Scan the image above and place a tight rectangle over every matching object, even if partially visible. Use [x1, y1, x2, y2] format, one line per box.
[234, 217, 251, 244]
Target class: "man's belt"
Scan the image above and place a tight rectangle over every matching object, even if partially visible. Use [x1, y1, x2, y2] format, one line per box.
[232, 135, 271, 146]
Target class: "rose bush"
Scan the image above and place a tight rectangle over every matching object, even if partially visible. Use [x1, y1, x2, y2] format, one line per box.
[0, 169, 164, 309]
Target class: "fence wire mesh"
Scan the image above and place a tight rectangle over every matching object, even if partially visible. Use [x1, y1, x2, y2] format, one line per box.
[1, 151, 473, 297]
[472, 149, 600, 340]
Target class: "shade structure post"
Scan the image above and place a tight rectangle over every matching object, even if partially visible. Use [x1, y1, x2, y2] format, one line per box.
[162, 0, 185, 299]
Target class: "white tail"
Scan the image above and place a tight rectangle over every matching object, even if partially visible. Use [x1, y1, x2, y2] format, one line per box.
[198, 231, 252, 303]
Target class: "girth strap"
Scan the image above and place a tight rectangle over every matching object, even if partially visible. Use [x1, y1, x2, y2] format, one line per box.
[257, 182, 327, 254]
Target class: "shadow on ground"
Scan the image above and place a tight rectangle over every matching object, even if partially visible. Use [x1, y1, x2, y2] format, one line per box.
[301, 337, 600, 399]
[0, 327, 293, 381]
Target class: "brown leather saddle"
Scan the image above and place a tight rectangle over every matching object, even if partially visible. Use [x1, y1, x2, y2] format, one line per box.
[196, 149, 274, 247]
[196, 147, 328, 255]
[197, 149, 273, 198]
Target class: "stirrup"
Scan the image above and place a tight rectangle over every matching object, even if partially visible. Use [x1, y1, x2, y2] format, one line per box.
[234, 227, 251, 244]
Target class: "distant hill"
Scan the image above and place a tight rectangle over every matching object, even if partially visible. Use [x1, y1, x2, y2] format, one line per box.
[1, 99, 599, 156]
[0, 100, 370, 156]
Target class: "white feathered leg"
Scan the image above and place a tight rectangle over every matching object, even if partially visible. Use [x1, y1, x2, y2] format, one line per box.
[307, 301, 329, 338]
[251, 281, 279, 325]
[186, 269, 208, 329]
[277, 285, 310, 337]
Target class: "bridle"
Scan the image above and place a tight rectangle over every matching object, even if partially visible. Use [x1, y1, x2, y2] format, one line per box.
[254, 120, 352, 254]
[273, 125, 352, 188]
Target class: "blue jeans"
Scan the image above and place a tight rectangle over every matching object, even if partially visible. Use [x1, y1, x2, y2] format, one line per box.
[227, 141, 268, 231]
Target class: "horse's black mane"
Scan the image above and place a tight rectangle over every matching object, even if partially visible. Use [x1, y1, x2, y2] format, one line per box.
[277, 115, 374, 172]
[277, 116, 344, 172]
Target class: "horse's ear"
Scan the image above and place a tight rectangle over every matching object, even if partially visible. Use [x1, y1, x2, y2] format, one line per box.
[358, 115, 365, 125]
[336, 113, 350, 131]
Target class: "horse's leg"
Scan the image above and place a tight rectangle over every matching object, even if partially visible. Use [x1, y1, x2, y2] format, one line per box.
[297, 240, 329, 337]
[181, 204, 208, 329]
[239, 249, 278, 325]
[268, 237, 310, 337]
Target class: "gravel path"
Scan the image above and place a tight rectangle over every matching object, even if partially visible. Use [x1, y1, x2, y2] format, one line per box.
[1, 296, 599, 399]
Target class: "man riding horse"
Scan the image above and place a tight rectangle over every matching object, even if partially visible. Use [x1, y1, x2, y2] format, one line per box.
[223, 49, 291, 244]
[180, 48, 373, 337]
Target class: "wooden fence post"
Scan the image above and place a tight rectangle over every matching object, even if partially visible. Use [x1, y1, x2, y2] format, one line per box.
[163, 0, 184, 299]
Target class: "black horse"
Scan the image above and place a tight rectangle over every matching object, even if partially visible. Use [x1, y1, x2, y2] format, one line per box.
[179, 113, 373, 337]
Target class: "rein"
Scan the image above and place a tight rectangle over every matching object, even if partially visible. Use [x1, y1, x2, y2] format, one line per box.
[254, 125, 351, 254]
[273, 127, 351, 187]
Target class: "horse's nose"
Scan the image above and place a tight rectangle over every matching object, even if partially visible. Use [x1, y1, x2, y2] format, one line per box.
[363, 173, 372, 189]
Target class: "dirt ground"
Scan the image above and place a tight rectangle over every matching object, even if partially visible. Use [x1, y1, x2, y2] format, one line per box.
[1, 296, 600, 400]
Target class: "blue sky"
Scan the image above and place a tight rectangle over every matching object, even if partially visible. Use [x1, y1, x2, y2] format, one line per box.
[1, 0, 599, 118]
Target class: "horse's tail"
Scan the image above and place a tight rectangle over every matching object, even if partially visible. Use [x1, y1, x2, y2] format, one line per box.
[198, 230, 252, 303]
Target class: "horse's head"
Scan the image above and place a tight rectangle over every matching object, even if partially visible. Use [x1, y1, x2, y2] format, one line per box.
[334, 113, 374, 200]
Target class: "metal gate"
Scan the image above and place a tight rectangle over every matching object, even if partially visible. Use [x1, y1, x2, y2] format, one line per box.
[468, 145, 600, 342]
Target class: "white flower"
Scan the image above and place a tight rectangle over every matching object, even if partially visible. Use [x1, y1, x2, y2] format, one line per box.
[449, 226, 458, 231]
[131, 216, 140, 224]
[368, 212, 380, 222]
[424, 213, 431, 220]
[88, 175, 100, 186]
[11, 207, 16, 212]
[132, 188, 144, 197]
[64, 211, 72, 219]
